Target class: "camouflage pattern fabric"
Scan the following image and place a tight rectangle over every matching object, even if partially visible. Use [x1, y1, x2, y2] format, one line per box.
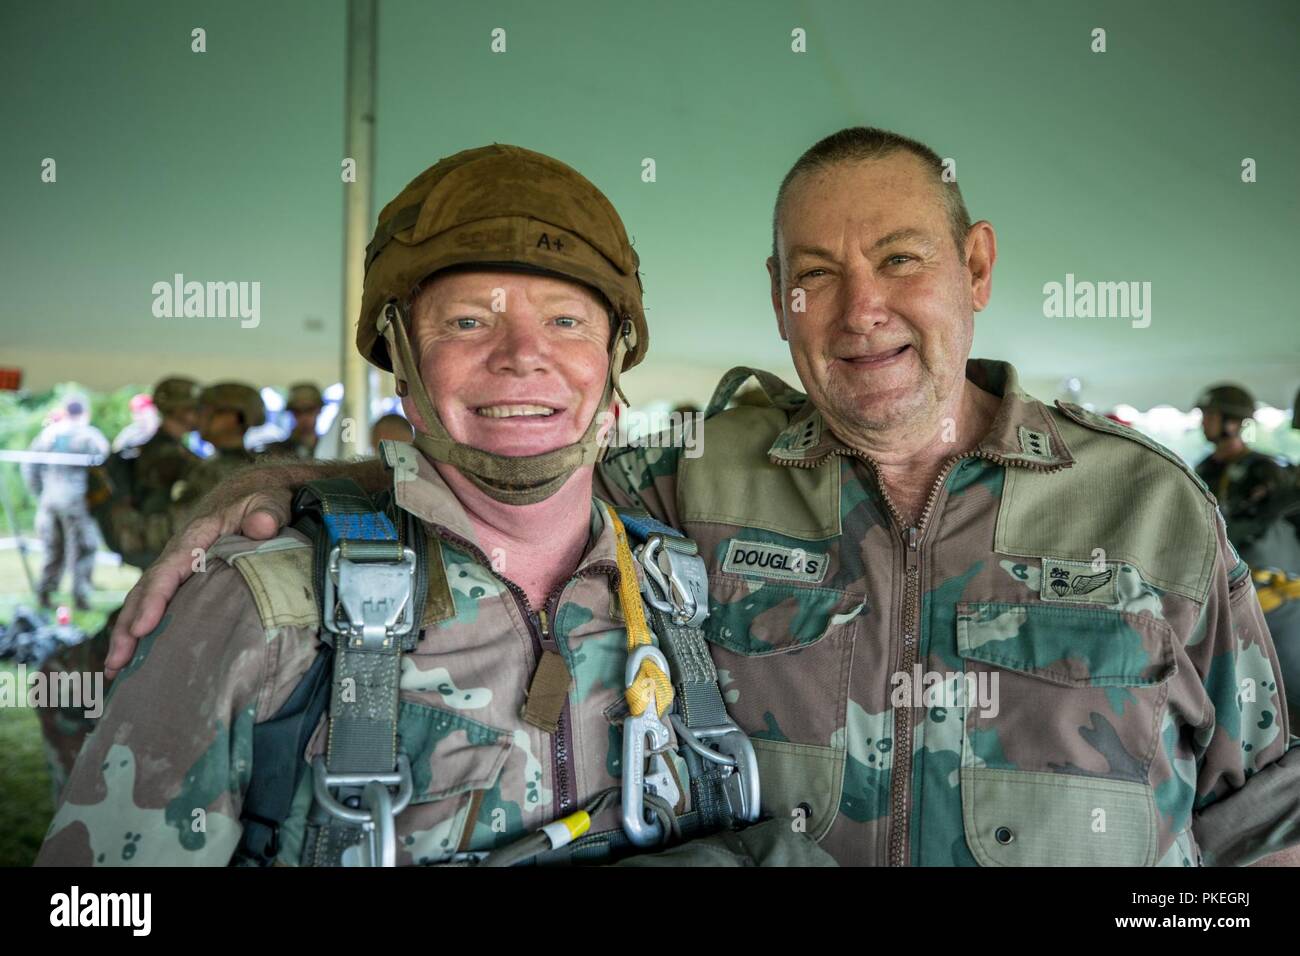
[36, 441, 691, 866]
[598, 358, 1300, 867]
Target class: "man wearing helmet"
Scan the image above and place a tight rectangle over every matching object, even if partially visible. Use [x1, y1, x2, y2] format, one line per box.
[262, 383, 325, 460]
[169, 382, 266, 523]
[1195, 383, 1300, 576]
[38, 146, 818, 867]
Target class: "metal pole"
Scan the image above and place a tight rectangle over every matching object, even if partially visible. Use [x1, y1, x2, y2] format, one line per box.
[341, 0, 378, 457]
[0, 467, 37, 596]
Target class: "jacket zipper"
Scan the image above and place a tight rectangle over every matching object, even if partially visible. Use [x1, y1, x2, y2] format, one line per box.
[781, 446, 1067, 866]
[422, 524, 618, 821]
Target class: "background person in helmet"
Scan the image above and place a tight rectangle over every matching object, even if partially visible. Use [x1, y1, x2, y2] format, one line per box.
[37, 146, 812, 867]
[169, 382, 265, 523]
[1195, 383, 1300, 575]
[261, 382, 324, 459]
[21, 395, 110, 611]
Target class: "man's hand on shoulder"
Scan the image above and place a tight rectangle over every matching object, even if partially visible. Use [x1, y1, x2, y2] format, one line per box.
[106, 457, 385, 677]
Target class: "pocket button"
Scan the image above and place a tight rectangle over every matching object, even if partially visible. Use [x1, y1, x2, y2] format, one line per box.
[994, 826, 1015, 845]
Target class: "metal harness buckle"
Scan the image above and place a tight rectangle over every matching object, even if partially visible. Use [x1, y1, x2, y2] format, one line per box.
[311, 754, 415, 867]
[636, 535, 708, 628]
[669, 714, 761, 823]
[621, 645, 680, 847]
[321, 545, 418, 650]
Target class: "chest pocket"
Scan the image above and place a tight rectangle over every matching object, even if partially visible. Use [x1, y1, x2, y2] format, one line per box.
[704, 573, 864, 842]
[395, 701, 512, 865]
[955, 601, 1176, 866]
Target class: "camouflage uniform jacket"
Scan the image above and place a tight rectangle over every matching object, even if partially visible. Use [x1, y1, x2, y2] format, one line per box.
[37, 441, 682, 866]
[599, 359, 1300, 866]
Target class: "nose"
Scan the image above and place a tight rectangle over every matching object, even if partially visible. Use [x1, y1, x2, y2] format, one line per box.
[839, 264, 891, 334]
[487, 314, 549, 376]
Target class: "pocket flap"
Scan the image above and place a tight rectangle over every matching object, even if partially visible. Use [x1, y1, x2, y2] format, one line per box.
[956, 601, 1175, 687]
[961, 767, 1157, 866]
[706, 576, 864, 656]
[751, 738, 846, 842]
[397, 701, 512, 803]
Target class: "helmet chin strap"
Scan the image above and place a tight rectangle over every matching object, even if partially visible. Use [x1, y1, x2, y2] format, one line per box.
[377, 300, 634, 507]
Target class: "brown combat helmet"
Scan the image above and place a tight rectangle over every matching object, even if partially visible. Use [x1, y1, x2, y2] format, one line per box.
[199, 382, 266, 429]
[357, 144, 647, 373]
[153, 377, 200, 415]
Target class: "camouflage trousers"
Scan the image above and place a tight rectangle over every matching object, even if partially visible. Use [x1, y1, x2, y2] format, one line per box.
[35, 504, 99, 603]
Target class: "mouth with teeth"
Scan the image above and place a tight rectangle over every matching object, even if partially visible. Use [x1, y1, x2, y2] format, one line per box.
[474, 404, 559, 419]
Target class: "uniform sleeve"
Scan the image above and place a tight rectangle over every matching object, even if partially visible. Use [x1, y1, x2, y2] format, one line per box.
[595, 440, 684, 528]
[1190, 514, 1300, 865]
[35, 560, 273, 866]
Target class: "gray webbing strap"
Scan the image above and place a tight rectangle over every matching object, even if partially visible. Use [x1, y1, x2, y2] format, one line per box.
[294, 478, 428, 865]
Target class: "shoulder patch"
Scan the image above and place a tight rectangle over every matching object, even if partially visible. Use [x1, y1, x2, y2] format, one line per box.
[210, 532, 319, 630]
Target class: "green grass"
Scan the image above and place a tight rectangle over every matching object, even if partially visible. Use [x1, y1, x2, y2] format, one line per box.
[0, 549, 138, 866]
[0, 660, 56, 866]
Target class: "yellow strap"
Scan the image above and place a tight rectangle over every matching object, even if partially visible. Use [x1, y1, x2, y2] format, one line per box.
[606, 504, 674, 717]
[1252, 568, 1300, 612]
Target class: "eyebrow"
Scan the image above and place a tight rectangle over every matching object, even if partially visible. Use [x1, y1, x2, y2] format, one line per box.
[786, 228, 937, 261]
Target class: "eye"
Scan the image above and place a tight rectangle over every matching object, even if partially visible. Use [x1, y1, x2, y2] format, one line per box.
[455, 317, 481, 330]
[553, 316, 579, 328]
[885, 254, 914, 266]
[798, 268, 828, 281]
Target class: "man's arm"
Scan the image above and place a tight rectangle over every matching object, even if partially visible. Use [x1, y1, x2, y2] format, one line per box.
[105, 457, 383, 676]
[37, 558, 278, 865]
[1190, 516, 1300, 866]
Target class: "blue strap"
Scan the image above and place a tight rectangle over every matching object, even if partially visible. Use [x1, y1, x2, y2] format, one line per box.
[617, 510, 684, 544]
[322, 511, 398, 547]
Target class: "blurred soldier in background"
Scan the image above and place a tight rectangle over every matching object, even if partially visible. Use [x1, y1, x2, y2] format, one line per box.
[261, 382, 323, 459]
[21, 395, 109, 611]
[1195, 384, 1300, 575]
[89, 376, 201, 570]
[368, 411, 413, 447]
[171, 382, 264, 521]
[110, 393, 162, 453]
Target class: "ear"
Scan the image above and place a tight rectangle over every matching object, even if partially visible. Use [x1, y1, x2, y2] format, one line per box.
[766, 256, 788, 341]
[964, 221, 998, 312]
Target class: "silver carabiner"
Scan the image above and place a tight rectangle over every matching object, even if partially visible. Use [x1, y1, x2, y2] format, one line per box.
[621, 645, 674, 847]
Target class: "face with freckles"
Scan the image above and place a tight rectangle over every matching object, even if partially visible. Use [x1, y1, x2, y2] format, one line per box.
[404, 270, 613, 458]
[768, 152, 996, 440]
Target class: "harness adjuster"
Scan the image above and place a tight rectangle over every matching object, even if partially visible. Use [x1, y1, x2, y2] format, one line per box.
[321, 545, 418, 650]
[669, 714, 761, 824]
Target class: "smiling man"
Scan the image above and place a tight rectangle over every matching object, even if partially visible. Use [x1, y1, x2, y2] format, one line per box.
[105, 128, 1300, 866]
[38, 145, 818, 868]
